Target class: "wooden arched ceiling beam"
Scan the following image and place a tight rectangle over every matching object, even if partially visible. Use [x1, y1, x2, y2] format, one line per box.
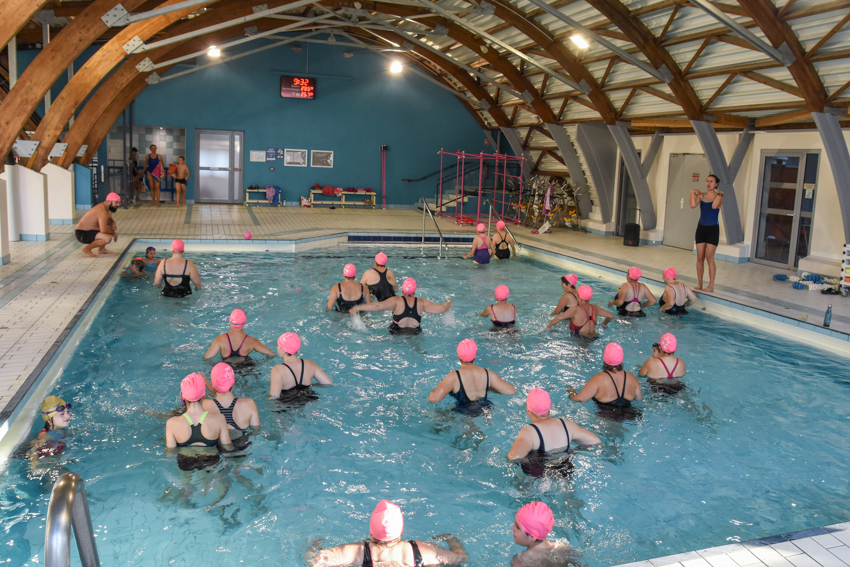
[737, 0, 829, 113]
[0, 0, 150, 168]
[28, 0, 220, 170]
[0, 0, 51, 49]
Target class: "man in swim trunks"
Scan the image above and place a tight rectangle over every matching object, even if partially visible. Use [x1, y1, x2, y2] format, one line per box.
[328, 264, 371, 311]
[508, 388, 600, 461]
[659, 267, 697, 315]
[166, 372, 232, 450]
[173, 156, 190, 207]
[608, 267, 657, 317]
[269, 332, 333, 399]
[479, 285, 516, 328]
[462, 223, 491, 264]
[351, 278, 452, 333]
[567, 343, 642, 412]
[511, 502, 576, 567]
[428, 339, 515, 414]
[75, 192, 120, 257]
[550, 274, 579, 315]
[155, 239, 202, 297]
[491, 220, 517, 260]
[360, 252, 398, 302]
[305, 499, 468, 567]
[639, 333, 687, 382]
[204, 308, 274, 364]
[546, 285, 612, 339]
[202, 362, 260, 435]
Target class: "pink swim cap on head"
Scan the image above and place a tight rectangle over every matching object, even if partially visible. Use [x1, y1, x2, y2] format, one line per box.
[457, 339, 477, 362]
[370, 500, 404, 542]
[106, 192, 121, 202]
[516, 502, 555, 540]
[211, 363, 235, 393]
[278, 332, 301, 354]
[181, 372, 206, 402]
[172, 239, 185, 253]
[526, 388, 551, 415]
[343, 263, 356, 278]
[375, 252, 388, 266]
[663, 267, 677, 280]
[577, 285, 593, 301]
[659, 332, 677, 353]
[401, 278, 416, 295]
[603, 342, 624, 366]
[229, 309, 247, 329]
[476, 223, 486, 233]
[494, 285, 510, 301]
[565, 274, 578, 287]
[496, 220, 506, 230]
[628, 267, 642, 281]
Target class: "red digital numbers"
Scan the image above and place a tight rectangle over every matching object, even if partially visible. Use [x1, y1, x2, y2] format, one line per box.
[281, 76, 316, 99]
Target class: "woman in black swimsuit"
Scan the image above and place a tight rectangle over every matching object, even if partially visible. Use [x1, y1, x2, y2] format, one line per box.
[478, 285, 517, 329]
[165, 372, 232, 450]
[327, 264, 370, 312]
[490, 220, 517, 260]
[305, 500, 468, 567]
[568, 342, 643, 421]
[155, 239, 202, 297]
[269, 332, 333, 404]
[550, 274, 579, 315]
[201, 362, 260, 436]
[352, 278, 452, 334]
[659, 267, 697, 315]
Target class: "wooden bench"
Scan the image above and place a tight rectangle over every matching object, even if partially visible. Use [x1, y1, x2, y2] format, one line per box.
[310, 189, 376, 208]
[245, 187, 281, 207]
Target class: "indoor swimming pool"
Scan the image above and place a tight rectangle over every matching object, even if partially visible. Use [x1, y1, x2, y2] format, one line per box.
[0, 247, 848, 567]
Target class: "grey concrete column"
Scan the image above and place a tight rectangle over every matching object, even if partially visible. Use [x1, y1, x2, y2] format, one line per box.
[813, 112, 850, 242]
[499, 127, 532, 180]
[608, 124, 657, 230]
[575, 122, 618, 223]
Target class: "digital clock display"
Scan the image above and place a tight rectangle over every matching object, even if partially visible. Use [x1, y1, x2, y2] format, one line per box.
[281, 76, 316, 99]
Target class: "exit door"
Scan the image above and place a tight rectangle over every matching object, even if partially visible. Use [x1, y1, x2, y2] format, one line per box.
[195, 129, 244, 203]
[663, 154, 710, 250]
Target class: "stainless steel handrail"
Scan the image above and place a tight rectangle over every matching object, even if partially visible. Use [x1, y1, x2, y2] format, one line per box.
[486, 200, 522, 253]
[420, 198, 447, 258]
[45, 473, 101, 567]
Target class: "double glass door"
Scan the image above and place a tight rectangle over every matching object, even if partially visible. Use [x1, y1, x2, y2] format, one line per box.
[753, 151, 819, 268]
[195, 129, 243, 203]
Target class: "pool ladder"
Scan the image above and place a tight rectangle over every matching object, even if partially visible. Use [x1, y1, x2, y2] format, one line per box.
[45, 473, 101, 567]
[420, 198, 448, 258]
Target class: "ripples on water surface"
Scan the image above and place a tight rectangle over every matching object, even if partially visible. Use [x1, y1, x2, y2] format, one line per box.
[1, 249, 848, 566]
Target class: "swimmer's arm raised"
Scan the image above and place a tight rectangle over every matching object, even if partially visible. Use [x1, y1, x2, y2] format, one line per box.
[489, 371, 516, 395]
[507, 427, 534, 460]
[352, 297, 396, 313]
[571, 423, 601, 446]
[546, 307, 573, 328]
[305, 542, 363, 567]
[419, 538, 469, 565]
[203, 337, 222, 359]
[551, 295, 568, 316]
[712, 192, 724, 209]
[479, 305, 493, 318]
[569, 379, 596, 403]
[637, 359, 652, 377]
[310, 361, 333, 385]
[641, 285, 658, 308]
[423, 298, 452, 314]
[689, 189, 703, 208]
[250, 338, 274, 356]
[608, 287, 627, 307]
[593, 305, 614, 324]
[428, 373, 455, 403]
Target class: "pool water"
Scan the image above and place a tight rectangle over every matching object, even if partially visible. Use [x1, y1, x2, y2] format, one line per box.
[1, 248, 849, 567]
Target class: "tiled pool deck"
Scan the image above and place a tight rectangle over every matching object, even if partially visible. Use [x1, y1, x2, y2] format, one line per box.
[0, 204, 846, 567]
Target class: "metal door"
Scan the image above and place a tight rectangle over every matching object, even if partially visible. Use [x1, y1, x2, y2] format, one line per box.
[195, 129, 244, 203]
[663, 154, 709, 250]
[752, 151, 819, 268]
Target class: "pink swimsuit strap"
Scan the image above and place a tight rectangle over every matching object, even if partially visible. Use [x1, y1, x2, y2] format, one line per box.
[658, 358, 679, 379]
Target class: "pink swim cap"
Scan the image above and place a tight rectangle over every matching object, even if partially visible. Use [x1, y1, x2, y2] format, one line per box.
[106, 192, 121, 202]
[494, 285, 509, 301]
[603, 342, 624, 366]
[628, 267, 642, 281]
[375, 253, 387, 266]
[211, 363, 235, 392]
[457, 339, 477, 362]
[172, 239, 185, 253]
[577, 285, 593, 301]
[516, 502, 555, 540]
[476, 223, 486, 233]
[277, 332, 301, 354]
[180, 372, 206, 402]
[343, 263, 356, 278]
[526, 388, 551, 415]
[229, 309, 246, 329]
[564, 274, 578, 287]
[401, 278, 416, 295]
[663, 267, 677, 280]
[370, 500, 404, 542]
[659, 332, 677, 353]
[496, 220, 506, 230]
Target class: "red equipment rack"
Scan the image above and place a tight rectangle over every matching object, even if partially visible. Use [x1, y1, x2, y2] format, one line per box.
[436, 150, 524, 225]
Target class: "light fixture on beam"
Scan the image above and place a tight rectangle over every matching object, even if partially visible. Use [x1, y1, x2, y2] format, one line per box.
[208, 45, 221, 57]
[570, 34, 589, 49]
[390, 60, 403, 73]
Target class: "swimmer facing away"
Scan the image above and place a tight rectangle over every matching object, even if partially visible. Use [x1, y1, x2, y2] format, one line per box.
[269, 332, 333, 400]
[568, 343, 642, 419]
[204, 309, 274, 364]
[360, 252, 398, 302]
[659, 267, 697, 315]
[463, 223, 492, 265]
[328, 263, 371, 312]
[201, 363, 260, 433]
[608, 267, 657, 317]
[551, 274, 580, 315]
[639, 333, 686, 394]
[479, 285, 516, 328]
[154, 239, 202, 298]
[305, 499, 468, 567]
[165, 373, 232, 450]
[511, 502, 577, 567]
[492, 220, 517, 260]
[351, 278, 452, 334]
[546, 285, 612, 339]
[428, 339, 515, 415]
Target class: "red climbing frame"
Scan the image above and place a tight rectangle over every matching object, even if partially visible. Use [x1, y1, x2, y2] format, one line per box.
[436, 150, 524, 225]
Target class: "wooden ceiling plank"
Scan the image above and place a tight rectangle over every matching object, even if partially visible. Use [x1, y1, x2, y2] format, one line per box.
[804, 11, 850, 60]
[682, 37, 711, 76]
[827, 78, 850, 102]
[702, 73, 736, 110]
[777, 0, 797, 19]
[599, 57, 617, 88]
[739, 70, 803, 98]
[638, 85, 680, 105]
[657, 4, 680, 44]
[618, 87, 637, 118]
[754, 109, 812, 128]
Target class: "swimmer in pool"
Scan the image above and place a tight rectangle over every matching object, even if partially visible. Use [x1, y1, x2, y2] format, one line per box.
[144, 247, 160, 270]
[659, 267, 697, 315]
[462, 223, 492, 264]
[608, 267, 657, 317]
[428, 339, 516, 415]
[202, 362, 260, 434]
[479, 285, 516, 328]
[360, 252, 398, 302]
[125, 257, 146, 277]
[166, 372, 232, 449]
[328, 263, 371, 312]
[550, 274, 579, 315]
[639, 333, 687, 393]
[491, 220, 517, 260]
[568, 343, 642, 419]
[28, 396, 73, 485]
[351, 278, 452, 334]
[305, 499, 468, 567]
[154, 239, 202, 297]
[269, 332, 333, 400]
[508, 388, 600, 462]
[511, 502, 577, 567]
[204, 309, 274, 364]
[546, 285, 612, 339]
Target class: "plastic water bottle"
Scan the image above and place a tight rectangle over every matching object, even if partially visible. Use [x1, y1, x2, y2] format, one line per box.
[824, 305, 832, 328]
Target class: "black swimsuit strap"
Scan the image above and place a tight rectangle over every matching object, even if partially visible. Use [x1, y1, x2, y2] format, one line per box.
[362, 542, 372, 567]
[455, 370, 467, 399]
[282, 362, 300, 385]
[559, 418, 571, 448]
[530, 424, 545, 452]
[484, 369, 490, 400]
[605, 370, 624, 399]
[409, 541, 423, 567]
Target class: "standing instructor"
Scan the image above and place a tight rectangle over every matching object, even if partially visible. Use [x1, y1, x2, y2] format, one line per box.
[690, 174, 723, 293]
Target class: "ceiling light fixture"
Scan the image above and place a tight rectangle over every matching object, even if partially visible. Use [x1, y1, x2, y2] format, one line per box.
[208, 45, 221, 57]
[570, 34, 589, 49]
[390, 61, 403, 73]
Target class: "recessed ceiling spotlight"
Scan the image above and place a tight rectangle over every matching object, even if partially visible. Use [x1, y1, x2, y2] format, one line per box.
[208, 45, 221, 57]
[570, 34, 589, 49]
[390, 60, 403, 73]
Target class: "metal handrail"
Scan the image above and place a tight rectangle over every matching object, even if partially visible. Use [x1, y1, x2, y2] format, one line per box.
[486, 199, 522, 253]
[420, 198, 447, 258]
[45, 473, 101, 567]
